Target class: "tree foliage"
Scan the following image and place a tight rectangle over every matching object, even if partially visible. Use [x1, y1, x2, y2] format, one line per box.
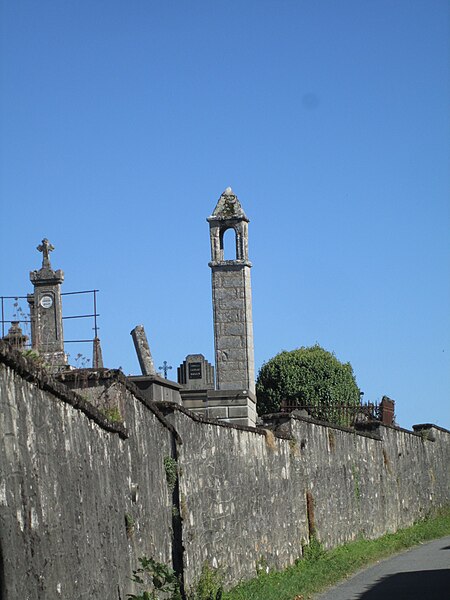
[256, 344, 360, 419]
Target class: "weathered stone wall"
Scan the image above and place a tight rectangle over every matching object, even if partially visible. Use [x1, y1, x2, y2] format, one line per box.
[165, 407, 307, 589]
[0, 345, 449, 597]
[169, 410, 449, 587]
[0, 351, 175, 600]
[285, 418, 450, 550]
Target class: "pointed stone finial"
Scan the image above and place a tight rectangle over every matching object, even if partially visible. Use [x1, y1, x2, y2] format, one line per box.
[37, 238, 55, 269]
[209, 187, 248, 221]
[92, 337, 104, 369]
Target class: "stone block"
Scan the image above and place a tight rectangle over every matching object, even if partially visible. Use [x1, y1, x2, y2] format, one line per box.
[220, 274, 244, 288]
[228, 406, 250, 418]
[217, 298, 245, 310]
[219, 370, 247, 382]
[217, 336, 244, 349]
[183, 398, 207, 409]
[226, 417, 252, 426]
[227, 349, 248, 361]
[211, 397, 248, 407]
[214, 288, 238, 300]
[206, 406, 228, 419]
[214, 309, 239, 323]
[221, 322, 246, 336]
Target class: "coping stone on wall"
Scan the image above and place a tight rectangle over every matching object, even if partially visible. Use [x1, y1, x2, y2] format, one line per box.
[56, 367, 182, 444]
[0, 341, 128, 439]
[263, 410, 449, 442]
[0, 340, 181, 444]
[262, 411, 383, 441]
[157, 400, 292, 440]
[413, 423, 450, 434]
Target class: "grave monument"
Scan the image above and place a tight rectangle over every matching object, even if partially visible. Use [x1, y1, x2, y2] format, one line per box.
[27, 239, 67, 368]
[178, 188, 257, 426]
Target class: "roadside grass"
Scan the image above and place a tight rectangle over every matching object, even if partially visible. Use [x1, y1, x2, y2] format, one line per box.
[223, 507, 450, 600]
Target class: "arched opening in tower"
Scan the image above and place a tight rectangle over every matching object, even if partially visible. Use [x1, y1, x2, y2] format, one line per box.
[221, 227, 237, 260]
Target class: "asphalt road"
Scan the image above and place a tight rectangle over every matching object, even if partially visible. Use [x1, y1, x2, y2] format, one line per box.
[315, 535, 450, 599]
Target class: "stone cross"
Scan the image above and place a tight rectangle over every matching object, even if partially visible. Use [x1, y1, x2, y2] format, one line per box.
[37, 238, 55, 269]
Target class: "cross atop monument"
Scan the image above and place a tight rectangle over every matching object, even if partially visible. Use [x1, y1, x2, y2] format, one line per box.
[37, 238, 55, 269]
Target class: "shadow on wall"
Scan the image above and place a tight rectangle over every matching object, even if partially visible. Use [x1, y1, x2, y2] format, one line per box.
[0, 538, 4, 600]
[359, 569, 450, 599]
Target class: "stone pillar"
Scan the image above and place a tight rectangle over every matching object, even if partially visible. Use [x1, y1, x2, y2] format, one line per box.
[130, 325, 156, 375]
[207, 188, 256, 397]
[92, 337, 104, 369]
[27, 239, 67, 368]
[380, 396, 395, 426]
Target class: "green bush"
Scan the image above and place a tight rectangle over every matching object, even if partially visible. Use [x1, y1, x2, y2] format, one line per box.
[189, 562, 224, 600]
[256, 344, 360, 422]
[128, 556, 181, 600]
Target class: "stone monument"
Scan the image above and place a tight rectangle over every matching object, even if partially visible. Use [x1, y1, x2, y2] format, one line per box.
[27, 238, 67, 368]
[207, 187, 256, 395]
[3, 321, 28, 350]
[177, 188, 257, 427]
[178, 354, 214, 390]
[131, 325, 156, 376]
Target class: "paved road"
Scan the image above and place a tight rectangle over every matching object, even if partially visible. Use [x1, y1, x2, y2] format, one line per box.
[315, 535, 450, 599]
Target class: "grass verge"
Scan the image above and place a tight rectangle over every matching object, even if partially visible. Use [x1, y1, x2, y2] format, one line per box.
[223, 507, 450, 600]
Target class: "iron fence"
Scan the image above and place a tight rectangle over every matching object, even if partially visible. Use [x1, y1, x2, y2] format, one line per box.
[0, 290, 99, 356]
[0, 295, 30, 340]
[280, 400, 381, 428]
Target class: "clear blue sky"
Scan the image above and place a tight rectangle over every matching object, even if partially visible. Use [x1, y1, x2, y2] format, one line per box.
[1, 0, 449, 429]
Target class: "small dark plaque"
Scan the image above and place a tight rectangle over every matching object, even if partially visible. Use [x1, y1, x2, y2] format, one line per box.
[188, 362, 202, 379]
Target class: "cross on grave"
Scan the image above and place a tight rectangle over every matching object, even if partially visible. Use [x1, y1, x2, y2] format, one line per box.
[159, 360, 172, 379]
[37, 238, 55, 269]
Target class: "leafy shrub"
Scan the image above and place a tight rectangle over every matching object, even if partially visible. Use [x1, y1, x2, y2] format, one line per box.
[128, 556, 181, 600]
[189, 562, 224, 600]
[256, 344, 360, 424]
[164, 456, 178, 493]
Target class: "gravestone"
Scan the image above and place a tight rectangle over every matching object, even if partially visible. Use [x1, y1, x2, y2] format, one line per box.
[177, 354, 214, 390]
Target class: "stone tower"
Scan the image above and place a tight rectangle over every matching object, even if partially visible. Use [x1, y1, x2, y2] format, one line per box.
[208, 188, 255, 396]
[27, 238, 67, 368]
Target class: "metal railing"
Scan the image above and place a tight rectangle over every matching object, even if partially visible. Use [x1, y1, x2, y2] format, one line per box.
[0, 295, 30, 339]
[0, 289, 99, 348]
[280, 400, 381, 428]
[61, 289, 99, 343]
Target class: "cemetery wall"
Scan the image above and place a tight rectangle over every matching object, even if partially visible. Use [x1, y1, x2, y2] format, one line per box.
[0, 346, 175, 600]
[165, 407, 449, 587]
[285, 417, 449, 549]
[165, 406, 307, 589]
[0, 343, 449, 597]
